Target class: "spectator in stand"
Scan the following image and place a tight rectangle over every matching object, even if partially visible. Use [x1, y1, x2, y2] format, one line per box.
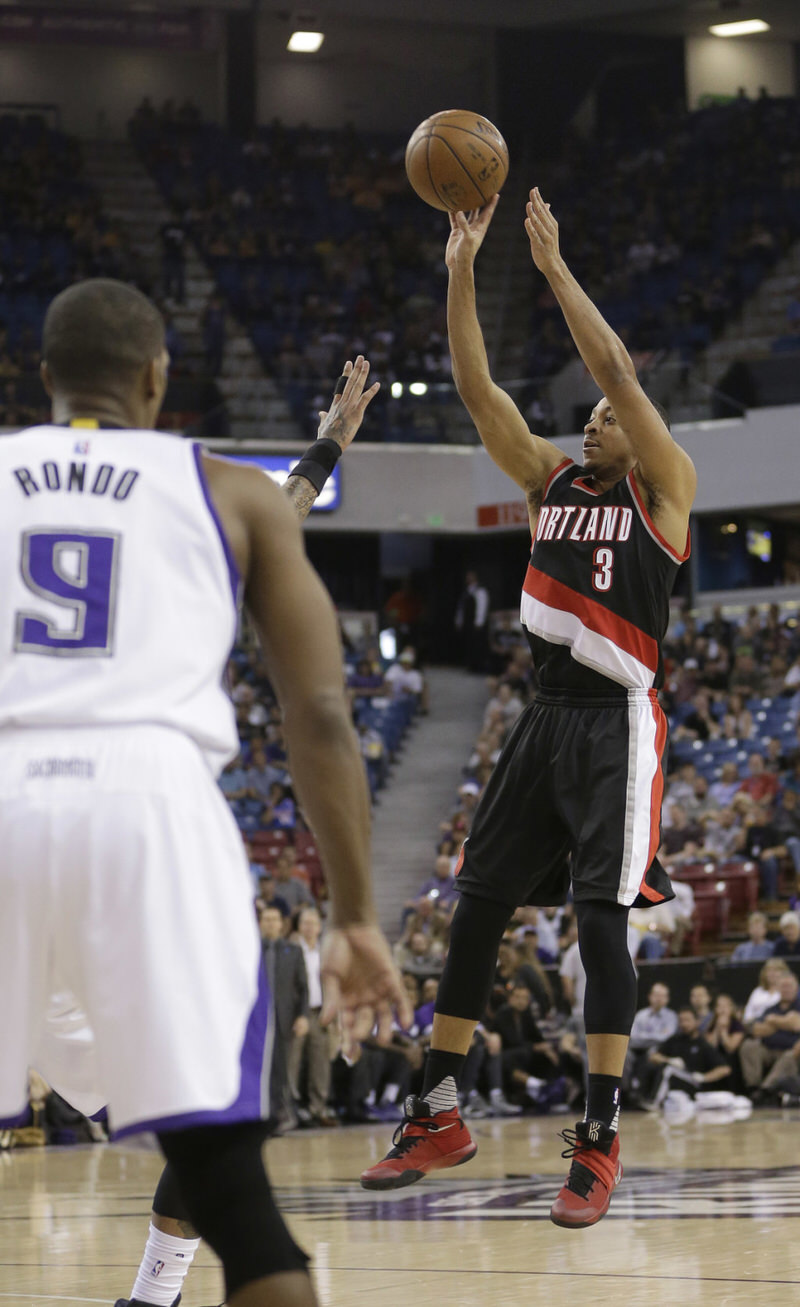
[490, 982, 564, 1110]
[159, 211, 188, 303]
[245, 743, 287, 800]
[739, 971, 800, 1102]
[705, 993, 746, 1095]
[689, 984, 714, 1034]
[411, 854, 460, 915]
[558, 917, 586, 1022]
[404, 894, 452, 948]
[763, 654, 790, 699]
[261, 782, 296, 831]
[347, 656, 387, 704]
[510, 905, 560, 966]
[743, 958, 794, 1024]
[288, 906, 338, 1127]
[683, 774, 718, 825]
[627, 899, 680, 960]
[644, 1006, 732, 1107]
[483, 681, 525, 731]
[357, 719, 386, 795]
[731, 911, 775, 962]
[709, 761, 742, 808]
[739, 752, 781, 806]
[256, 874, 291, 919]
[272, 846, 314, 912]
[673, 689, 719, 742]
[258, 904, 309, 1132]
[662, 803, 705, 858]
[625, 983, 678, 1101]
[384, 646, 428, 712]
[663, 761, 697, 814]
[489, 940, 552, 1021]
[701, 806, 745, 862]
[720, 692, 755, 742]
[704, 605, 734, 651]
[455, 570, 491, 673]
[743, 801, 784, 901]
[393, 928, 443, 976]
[729, 652, 763, 699]
[770, 788, 800, 887]
[218, 752, 251, 802]
[773, 910, 800, 957]
[414, 977, 439, 1037]
[784, 652, 800, 694]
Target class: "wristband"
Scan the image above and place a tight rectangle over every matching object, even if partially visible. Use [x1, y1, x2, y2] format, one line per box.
[290, 437, 342, 494]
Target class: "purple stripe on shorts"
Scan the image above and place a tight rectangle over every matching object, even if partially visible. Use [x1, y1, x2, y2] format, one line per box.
[113, 961, 271, 1140]
[192, 442, 240, 604]
[0, 1105, 35, 1129]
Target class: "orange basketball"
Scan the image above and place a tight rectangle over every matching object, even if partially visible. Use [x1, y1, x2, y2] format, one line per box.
[405, 110, 509, 212]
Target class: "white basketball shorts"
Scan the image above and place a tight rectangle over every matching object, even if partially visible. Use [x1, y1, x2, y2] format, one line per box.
[0, 725, 270, 1137]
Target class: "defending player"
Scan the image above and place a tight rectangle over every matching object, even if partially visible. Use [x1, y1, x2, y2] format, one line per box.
[0, 279, 411, 1307]
[112, 359, 375, 1307]
[360, 190, 696, 1228]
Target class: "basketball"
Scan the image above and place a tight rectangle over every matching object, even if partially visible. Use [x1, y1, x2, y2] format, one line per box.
[405, 110, 509, 212]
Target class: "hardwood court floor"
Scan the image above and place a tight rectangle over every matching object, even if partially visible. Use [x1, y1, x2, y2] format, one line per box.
[1, 1108, 798, 1307]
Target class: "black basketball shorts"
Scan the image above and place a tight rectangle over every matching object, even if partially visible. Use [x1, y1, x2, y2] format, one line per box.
[455, 689, 675, 910]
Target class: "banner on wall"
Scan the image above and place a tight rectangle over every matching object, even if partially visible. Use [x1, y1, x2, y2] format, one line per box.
[0, 7, 220, 50]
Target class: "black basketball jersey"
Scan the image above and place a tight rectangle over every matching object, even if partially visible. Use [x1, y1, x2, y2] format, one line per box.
[521, 458, 689, 695]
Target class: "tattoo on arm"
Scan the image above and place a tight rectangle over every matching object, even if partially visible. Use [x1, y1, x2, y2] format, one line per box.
[283, 474, 319, 521]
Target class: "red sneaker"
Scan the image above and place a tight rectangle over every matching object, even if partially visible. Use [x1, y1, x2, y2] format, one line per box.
[359, 1095, 477, 1190]
[549, 1121, 622, 1229]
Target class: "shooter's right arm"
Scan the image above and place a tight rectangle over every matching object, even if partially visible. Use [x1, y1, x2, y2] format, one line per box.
[446, 203, 568, 500]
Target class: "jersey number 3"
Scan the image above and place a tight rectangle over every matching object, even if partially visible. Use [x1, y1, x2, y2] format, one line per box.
[14, 529, 121, 657]
[592, 546, 614, 592]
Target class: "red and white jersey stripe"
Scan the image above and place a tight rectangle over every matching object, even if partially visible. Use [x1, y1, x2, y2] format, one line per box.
[521, 462, 688, 694]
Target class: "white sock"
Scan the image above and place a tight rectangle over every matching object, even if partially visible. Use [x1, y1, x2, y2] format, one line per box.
[525, 1076, 545, 1098]
[130, 1222, 200, 1306]
[380, 1084, 400, 1104]
[489, 1088, 504, 1101]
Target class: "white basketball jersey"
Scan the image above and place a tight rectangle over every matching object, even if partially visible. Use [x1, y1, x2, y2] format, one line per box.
[0, 424, 240, 774]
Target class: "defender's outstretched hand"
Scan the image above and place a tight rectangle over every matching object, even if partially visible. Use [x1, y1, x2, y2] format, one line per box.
[316, 355, 380, 451]
[445, 194, 501, 271]
[320, 923, 413, 1042]
[525, 187, 562, 277]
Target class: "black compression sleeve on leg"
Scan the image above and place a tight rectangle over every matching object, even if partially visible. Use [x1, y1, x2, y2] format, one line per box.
[435, 893, 514, 1021]
[152, 1161, 194, 1228]
[575, 899, 637, 1036]
[157, 1121, 309, 1300]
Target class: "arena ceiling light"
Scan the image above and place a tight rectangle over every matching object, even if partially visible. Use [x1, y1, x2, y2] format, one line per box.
[287, 30, 325, 52]
[708, 19, 770, 37]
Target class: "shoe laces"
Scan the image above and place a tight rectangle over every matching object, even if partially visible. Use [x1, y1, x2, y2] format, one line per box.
[559, 1127, 606, 1198]
[387, 1117, 432, 1156]
[386, 1108, 456, 1157]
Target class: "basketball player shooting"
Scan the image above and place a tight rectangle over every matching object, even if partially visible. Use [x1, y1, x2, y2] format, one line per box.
[360, 189, 696, 1228]
[0, 279, 411, 1307]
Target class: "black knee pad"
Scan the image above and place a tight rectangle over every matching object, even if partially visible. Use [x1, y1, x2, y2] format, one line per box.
[436, 893, 513, 1021]
[157, 1121, 309, 1299]
[575, 899, 637, 1036]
